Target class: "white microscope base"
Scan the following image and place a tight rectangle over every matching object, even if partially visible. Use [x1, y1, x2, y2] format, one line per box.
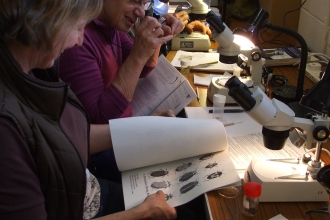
[244, 159, 328, 202]
[171, 32, 211, 52]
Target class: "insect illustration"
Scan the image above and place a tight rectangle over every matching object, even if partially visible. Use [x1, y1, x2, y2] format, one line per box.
[150, 180, 171, 189]
[198, 153, 215, 161]
[148, 169, 169, 178]
[165, 193, 174, 201]
[204, 161, 219, 170]
[175, 161, 193, 172]
[177, 170, 198, 183]
[180, 180, 199, 194]
[204, 170, 223, 181]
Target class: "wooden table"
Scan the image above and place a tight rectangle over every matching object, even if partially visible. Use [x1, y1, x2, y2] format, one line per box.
[166, 50, 330, 219]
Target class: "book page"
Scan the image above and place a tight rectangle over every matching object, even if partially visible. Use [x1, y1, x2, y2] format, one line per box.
[185, 107, 304, 173]
[171, 50, 239, 73]
[109, 116, 227, 171]
[227, 133, 304, 171]
[131, 55, 189, 116]
[184, 107, 261, 134]
[150, 80, 197, 115]
[122, 150, 240, 209]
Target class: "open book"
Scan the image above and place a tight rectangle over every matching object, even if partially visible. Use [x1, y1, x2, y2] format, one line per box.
[109, 116, 241, 209]
[131, 55, 197, 116]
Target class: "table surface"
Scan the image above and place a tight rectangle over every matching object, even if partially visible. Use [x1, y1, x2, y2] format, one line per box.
[166, 49, 330, 219]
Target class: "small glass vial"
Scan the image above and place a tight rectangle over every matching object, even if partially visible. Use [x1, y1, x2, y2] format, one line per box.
[213, 94, 226, 122]
[242, 182, 262, 217]
[180, 59, 191, 80]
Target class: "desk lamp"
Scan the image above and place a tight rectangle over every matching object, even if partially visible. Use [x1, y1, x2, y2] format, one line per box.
[233, 8, 308, 104]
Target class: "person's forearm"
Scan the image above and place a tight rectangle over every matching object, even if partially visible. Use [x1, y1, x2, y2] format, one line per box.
[145, 45, 161, 67]
[94, 207, 147, 220]
[89, 124, 113, 155]
[112, 54, 149, 101]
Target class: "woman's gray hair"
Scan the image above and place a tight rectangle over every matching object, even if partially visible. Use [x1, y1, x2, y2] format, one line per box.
[0, 0, 102, 51]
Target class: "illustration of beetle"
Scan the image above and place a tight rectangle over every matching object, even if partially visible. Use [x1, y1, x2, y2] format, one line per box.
[198, 153, 215, 161]
[165, 193, 174, 201]
[204, 161, 219, 170]
[175, 161, 193, 172]
[150, 180, 171, 189]
[180, 180, 199, 194]
[204, 170, 224, 181]
[177, 170, 198, 183]
[148, 169, 169, 178]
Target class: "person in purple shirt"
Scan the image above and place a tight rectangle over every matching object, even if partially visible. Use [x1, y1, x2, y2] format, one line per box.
[59, 0, 185, 183]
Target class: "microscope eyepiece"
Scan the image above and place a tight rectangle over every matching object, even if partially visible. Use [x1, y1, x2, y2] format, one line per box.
[225, 76, 256, 111]
[206, 10, 226, 33]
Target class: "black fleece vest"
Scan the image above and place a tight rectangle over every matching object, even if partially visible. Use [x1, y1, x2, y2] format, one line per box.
[0, 42, 89, 219]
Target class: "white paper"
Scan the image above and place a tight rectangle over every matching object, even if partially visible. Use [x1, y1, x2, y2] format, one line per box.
[131, 55, 196, 116]
[184, 107, 305, 171]
[227, 133, 304, 171]
[194, 72, 233, 86]
[171, 50, 240, 72]
[184, 107, 261, 134]
[269, 214, 288, 220]
[109, 116, 227, 171]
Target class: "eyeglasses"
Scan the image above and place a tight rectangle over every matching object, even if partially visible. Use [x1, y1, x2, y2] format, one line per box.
[130, 0, 153, 10]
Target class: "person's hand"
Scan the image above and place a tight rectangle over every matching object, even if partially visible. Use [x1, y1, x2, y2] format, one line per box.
[151, 110, 175, 117]
[161, 13, 184, 36]
[132, 16, 173, 62]
[135, 190, 177, 219]
[184, 20, 212, 38]
[173, 10, 189, 27]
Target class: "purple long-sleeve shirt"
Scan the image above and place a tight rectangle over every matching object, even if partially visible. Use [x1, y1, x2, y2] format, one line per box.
[59, 19, 153, 124]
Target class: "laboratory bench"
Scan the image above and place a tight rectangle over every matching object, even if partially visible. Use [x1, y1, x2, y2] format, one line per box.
[166, 50, 330, 219]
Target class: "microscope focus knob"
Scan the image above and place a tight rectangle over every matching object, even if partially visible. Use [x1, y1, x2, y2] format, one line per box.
[302, 153, 312, 163]
[313, 126, 329, 142]
[251, 51, 262, 62]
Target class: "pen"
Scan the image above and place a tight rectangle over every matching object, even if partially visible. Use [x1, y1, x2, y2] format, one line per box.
[224, 121, 243, 126]
[190, 61, 218, 68]
[209, 109, 244, 113]
[267, 157, 299, 161]
[196, 87, 200, 104]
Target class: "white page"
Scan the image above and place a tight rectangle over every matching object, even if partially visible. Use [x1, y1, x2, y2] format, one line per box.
[185, 107, 304, 171]
[150, 80, 197, 115]
[131, 55, 196, 116]
[122, 150, 240, 209]
[193, 74, 217, 86]
[109, 116, 227, 171]
[227, 133, 304, 171]
[184, 107, 261, 134]
[171, 50, 239, 72]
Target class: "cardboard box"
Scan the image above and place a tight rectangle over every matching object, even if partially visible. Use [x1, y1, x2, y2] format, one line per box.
[259, 0, 301, 31]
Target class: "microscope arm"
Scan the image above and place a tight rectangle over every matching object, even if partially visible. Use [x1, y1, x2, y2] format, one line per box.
[292, 117, 314, 149]
[186, 0, 209, 14]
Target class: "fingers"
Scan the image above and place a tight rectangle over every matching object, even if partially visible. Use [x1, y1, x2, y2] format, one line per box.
[132, 17, 168, 60]
[162, 13, 184, 35]
[173, 11, 189, 27]
[151, 110, 175, 117]
[155, 190, 165, 198]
